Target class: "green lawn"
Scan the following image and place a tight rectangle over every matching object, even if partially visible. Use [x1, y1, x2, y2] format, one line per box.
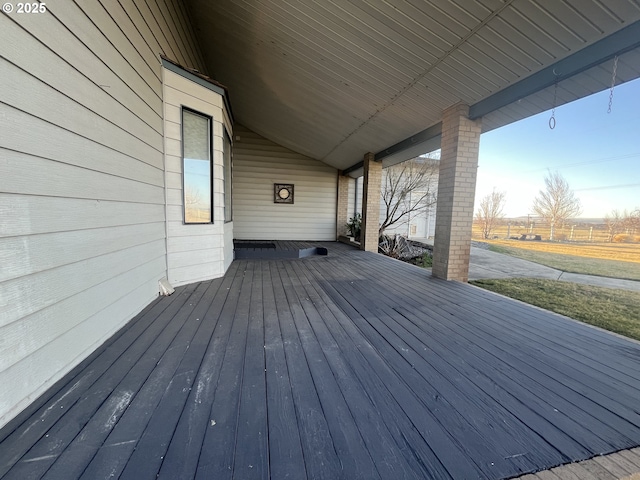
[471, 278, 640, 341]
[488, 244, 640, 281]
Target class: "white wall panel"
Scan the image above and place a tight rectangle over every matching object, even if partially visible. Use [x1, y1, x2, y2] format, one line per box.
[162, 67, 233, 287]
[233, 125, 338, 241]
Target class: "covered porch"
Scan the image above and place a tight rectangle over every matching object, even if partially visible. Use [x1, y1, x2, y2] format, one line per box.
[3, 243, 640, 480]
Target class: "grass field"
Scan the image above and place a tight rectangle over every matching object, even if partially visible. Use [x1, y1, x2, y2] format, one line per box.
[483, 240, 640, 281]
[471, 279, 640, 341]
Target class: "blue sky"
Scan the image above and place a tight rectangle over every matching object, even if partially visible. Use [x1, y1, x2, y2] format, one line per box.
[476, 76, 640, 219]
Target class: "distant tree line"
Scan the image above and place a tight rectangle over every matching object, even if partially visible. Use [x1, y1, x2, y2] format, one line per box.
[475, 170, 638, 243]
[605, 208, 640, 242]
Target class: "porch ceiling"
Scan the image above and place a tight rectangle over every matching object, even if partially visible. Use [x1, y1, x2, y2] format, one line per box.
[186, 0, 640, 171]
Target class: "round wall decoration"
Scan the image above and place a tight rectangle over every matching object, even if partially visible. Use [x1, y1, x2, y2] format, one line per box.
[274, 183, 294, 204]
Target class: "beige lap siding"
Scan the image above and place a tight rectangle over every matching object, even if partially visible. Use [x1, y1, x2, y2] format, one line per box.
[233, 125, 338, 241]
[0, 0, 204, 428]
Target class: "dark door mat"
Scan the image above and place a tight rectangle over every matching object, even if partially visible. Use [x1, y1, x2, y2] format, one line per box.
[234, 242, 276, 249]
[235, 246, 328, 260]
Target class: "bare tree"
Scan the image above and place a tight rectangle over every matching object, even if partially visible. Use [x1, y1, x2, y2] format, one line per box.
[628, 208, 640, 233]
[604, 209, 627, 242]
[380, 154, 439, 236]
[184, 186, 206, 222]
[532, 171, 582, 241]
[475, 189, 506, 239]
[184, 186, 202, 208]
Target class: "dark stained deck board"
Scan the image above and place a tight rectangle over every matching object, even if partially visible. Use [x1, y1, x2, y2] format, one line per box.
[156, 261, 247, 480]
[379, 255, 640, 378]
[393, 300, 626, 451]
[316, 249, 635, 448]
[116, 262, 243, 479]
[268, 261, 344, 480]
[260, 261, 307, 480]
[363, 266, 640, 436]
[281, 260, 428, 479]
[194, 261, 255, 479]
[2, 242, 640, 479]
[308, 257, 547, 478]
[1, 282, 203, 480]
[304, 247, 640, 466]
[39, 280, 216, 480]
[303, 258, 511, 478]
[0, 283, 195, 471]
[316, 276, 574, 469]
[344, 256, 635, 406]
[232, 260, 269, 480]
[439, 283, 640, 384]
[275, 261, 382, 480]
[284, 259, 461, 479]
[343, 248, 640, 392]
[77, 279, 227, 480]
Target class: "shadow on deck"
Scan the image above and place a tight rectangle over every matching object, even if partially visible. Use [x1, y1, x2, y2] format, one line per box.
[2, 242, 640, 479]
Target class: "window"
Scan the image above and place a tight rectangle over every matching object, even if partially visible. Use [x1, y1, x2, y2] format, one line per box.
[182, 109, 212, 223]
[223, 129, 232, 222]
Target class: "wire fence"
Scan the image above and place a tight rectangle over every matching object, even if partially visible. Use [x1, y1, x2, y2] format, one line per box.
[472, 221, 639, 243]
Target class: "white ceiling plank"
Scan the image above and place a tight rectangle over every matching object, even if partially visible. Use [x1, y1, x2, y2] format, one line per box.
[185, 0, 640, 170]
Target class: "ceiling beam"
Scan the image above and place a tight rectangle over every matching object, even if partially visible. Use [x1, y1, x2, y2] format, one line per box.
[341, 160, 364, 176]
[469, 20, 640, 119]
[374, 123, 442, 162]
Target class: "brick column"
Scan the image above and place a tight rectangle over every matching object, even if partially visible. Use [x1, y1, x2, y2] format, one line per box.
[361, 152, 382, 252]
[336, 173, 350, 238]
[432, 103, 482, 282]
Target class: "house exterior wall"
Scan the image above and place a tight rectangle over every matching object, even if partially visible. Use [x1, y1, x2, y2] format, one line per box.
[233, 125, 338, 240]
[162, 69, 233, 287]
[383, 199, 437, 240]
[354, 176, 363, 217]
[0, 0, 205, 428]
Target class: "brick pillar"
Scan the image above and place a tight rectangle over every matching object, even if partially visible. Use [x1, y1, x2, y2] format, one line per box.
[336, 173, 350, 238]
[432, 103, 482, 282]
[361, 152, 382, 252]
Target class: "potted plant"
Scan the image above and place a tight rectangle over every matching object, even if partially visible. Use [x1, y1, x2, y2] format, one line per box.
[346, 213, 362, 242]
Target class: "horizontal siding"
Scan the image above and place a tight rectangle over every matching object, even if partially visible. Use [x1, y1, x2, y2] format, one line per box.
[1, 148, 163, 204]
[0, 262, 165, 428]
[0, 257, 166, 373]
[233, 125, 338, 241]
[0, 0, 205, 428]
[1, 239, 167, 326]
[0, 58, 161, 169]
[162, 69, 233, 287]
[0, 195, 166, 238]
[0, 223, 165, 283]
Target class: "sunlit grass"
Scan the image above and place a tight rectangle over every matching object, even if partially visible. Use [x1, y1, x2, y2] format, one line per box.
[486, 242, 640, 281]
[486, 239, 640, 263]
[471, 279, 640, 341]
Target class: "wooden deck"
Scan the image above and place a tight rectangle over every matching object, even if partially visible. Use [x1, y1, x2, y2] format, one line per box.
[2, 242, 640, 479]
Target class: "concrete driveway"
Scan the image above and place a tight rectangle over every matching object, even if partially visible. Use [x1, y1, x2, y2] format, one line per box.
[409, 237, 640, 292]
[468, 245, 640, 292]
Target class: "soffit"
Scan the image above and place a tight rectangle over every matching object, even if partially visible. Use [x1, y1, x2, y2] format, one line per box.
[186, 0, 640, 171]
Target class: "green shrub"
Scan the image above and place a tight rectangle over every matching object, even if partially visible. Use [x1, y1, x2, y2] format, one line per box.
[346, 213, 362, 241]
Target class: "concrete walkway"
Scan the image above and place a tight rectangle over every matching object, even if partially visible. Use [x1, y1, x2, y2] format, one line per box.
[469, 246, 640, 292]
[409, 237, 640, 292]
